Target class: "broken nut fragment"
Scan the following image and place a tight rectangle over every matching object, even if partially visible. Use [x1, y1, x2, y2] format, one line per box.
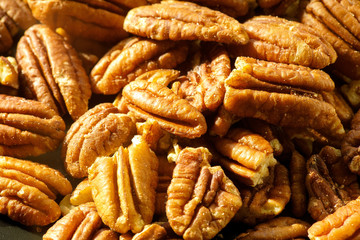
[0, 56, 18, 95]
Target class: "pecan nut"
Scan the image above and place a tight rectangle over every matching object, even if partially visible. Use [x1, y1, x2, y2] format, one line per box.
[16, 24, 92, 120]
[0, 156, 72, 226]
[88, 135, 159, 233]
[0, 9, 17, 54]
[90, 37, 188, 95]
[0, 94, 65, 157]
[0, 56, 18, 95]
[166, 147, 242, 240]
[123, 1, 249, 44]
[121, 223, 167, 240]
[341, 80, 360, 109]
[122, 79, 207, 139]
[62, 103, 136, 178]
[342, 110, 360, 174]
[258, 0, 300, 17]
[70, 178, 93, 206]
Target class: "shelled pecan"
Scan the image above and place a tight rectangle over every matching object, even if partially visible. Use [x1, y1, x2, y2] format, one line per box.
[166, 147, 242, 240]
[88, 135, 159, 233]
[0, 56, 18, 95]
[124, 1, 249, 44]
[62, 103, 136, 178]
[70, 179, 93, 206]
[0, 156, 72, 226]
[16, 24, 91, 120]
[0, 94, 65, 157]
[342, 109, 360, 174]
[120, 223, 167, 240]
[224, 56, 345, 141]
[90, 37, 188, 95]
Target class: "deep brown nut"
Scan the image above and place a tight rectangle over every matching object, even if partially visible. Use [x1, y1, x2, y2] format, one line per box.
[0, 94, 65, 157]
[62, 103, 136, 178]
[213, 127, 277, 187]
[122, 79, 207, 139]
[258, 0, 301, 18]
[224, 57, 345, 141]
[0, 156, 72, 226]
[88, 135, 159, 234]
[27, 0, 129, 43]
[235, 163, 291, 226]
[90, 36, 188, 95]
[171, 42, 229, 113]
[306, 146, 360, 221]
[308, 196, 360, 240]
[230, 15, 337, 69]
[0, 56, 18, 95]
[166, 147, 242, 240]
[235, 216, 310, 240]
[16, 24, 92, 120]
[123, 1, 249, 44]
[43, 202, 119, 240]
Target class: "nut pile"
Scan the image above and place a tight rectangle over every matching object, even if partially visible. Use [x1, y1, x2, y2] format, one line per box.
[1, 0, 360, 239]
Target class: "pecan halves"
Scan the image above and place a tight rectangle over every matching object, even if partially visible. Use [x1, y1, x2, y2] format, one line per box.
[90, 37, 188, 95]
[0, 0, 37, 31]
[0, 94, 65, 158]
[213, 127, 277, 187]
[0, 156, 72, 226]
[27, 0, 128, 43]
[16, 24, 92, 120]
[123, 1, 249, 44]
[166, 147, 242, 240]
[224, 57, 345, 141]
[230, 15, 337, 69]
[308, 197, 360, 240]
[306, 146, 360, 221]
[88, 135, 159, 233]
[62, 103, 136, 178]
[122, 79, 207, 139]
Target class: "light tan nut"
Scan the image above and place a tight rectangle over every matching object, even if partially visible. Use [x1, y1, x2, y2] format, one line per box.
[90, 37, 188, 95]
[0, 94, 66, 158]
[235, 217, 310, 240]
[235, 164, 291, 226]
[0, 156, 72, 226]
[213, 127, 277, 187]
[62, 103, 136, 178]
[16, 24, 91, 120]
[122, 79, 207, 139]
[70, 178, 93, 206]
[88, 135, 159, 233]
[166, 147, 242, 240]
[123, 1, 249, 44]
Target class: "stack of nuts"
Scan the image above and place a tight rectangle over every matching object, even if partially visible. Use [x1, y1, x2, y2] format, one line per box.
[1, 0, 360, 239]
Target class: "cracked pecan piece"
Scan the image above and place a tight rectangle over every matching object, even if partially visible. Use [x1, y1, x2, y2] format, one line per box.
[0, 156, 72, 226]
[224, 56, 345, 141]
[121, 223, 167, 240]
[306, 146, 360, 221]
[235, 163, 290, 226]
[0, 56, 18, 95]
[88, 135, 159, 233]
[27, 0, 129, 43]
[166, 147, 242, 240]
[230, 15, 337, 69]
[235, 217, 310, 240]
[0, 94, 65, 157]
[90, 36, 188, 95]
[62, 103, 136, 178]
[123, 1, 249, 44]
[16, 24, 91, 120]
[308, 197, 360, 240]
[122, 79, 207, 139]
[213, 127, 277, 187]
[70, 179, 93, 206]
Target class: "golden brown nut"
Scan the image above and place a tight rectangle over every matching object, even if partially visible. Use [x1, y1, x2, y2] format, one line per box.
[88, 135, 159, 234]
[90, 37, 188, 95]
[16, 24, 92, 120]
[235, 164, 291, 226]
[213, 127, 277, 187]
[224, 57, 345, 141]
[306, 146, 360, 221]
[123, 1, 249, 44]
[122, 79, 207, 139]
[0, 156, 72, 226]
[70, 179, 93, 206]
[209, 104, 239, 137]
[121, 223, 167, 240]
[341, 80, 360, 109]
[308, 196, 360, 240]
[235, 217, 310, 240]
[62, 103, 136, 178]
[290, 150, 307, 218]
[0, 94, 65, 157]
[0, 0, 37, 31]
[166, 147, 242, 240]
[0, 56, 18, 95]
[27, 0, 128, 43]
[0, 9, 16, 54]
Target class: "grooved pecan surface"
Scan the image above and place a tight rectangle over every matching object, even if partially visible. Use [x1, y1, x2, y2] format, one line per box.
[123, 1, 249, 44]
[0, 0, 37, 31]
